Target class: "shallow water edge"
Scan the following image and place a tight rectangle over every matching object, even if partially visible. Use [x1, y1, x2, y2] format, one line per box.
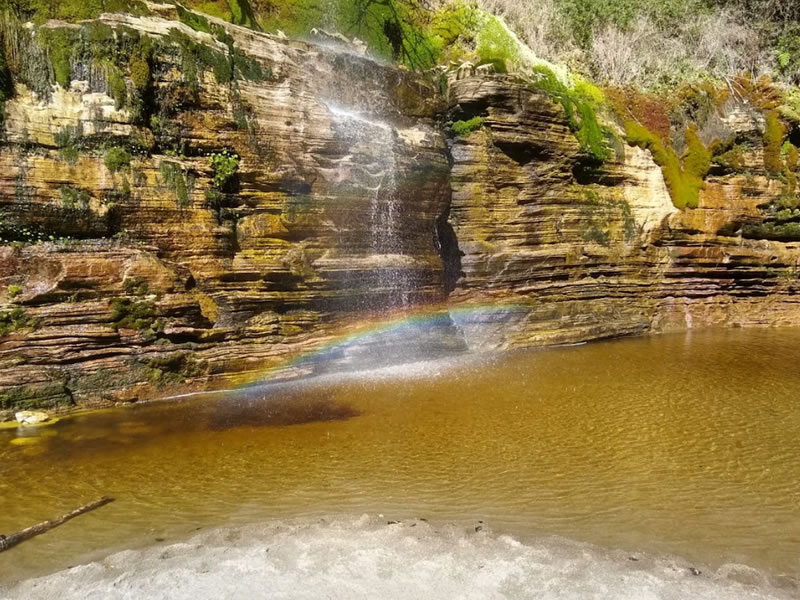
[1, 328, 799, 589]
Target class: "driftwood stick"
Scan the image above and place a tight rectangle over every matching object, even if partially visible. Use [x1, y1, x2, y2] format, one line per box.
[0, 496, 114, 553]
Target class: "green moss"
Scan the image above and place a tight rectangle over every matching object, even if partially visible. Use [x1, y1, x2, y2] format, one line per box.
[59, 146, 79, 164]
[0, 307, 39, 338]
[104, 146, 131, 173]
[432, 2, 479, 47]
[783, 141, 799, 200]
[764, 110, 786, 174]
[123, 276, 149, 296]
[107, 66, 127, 109]
[166, 30, 232, 87]
[683, 125, 711, 179]
[109, 298, 157, 331]
[10, 0, 150, 22]
[712, 142, 746, 172]
[83, 20, 114, 45]
[54, 123, 84, 163]
[231, 48, 269, 82]
[578, 189, 635, 245]
[60, 185, 90, 210]
[160, 161, 195, 207]
[786, 142, 800, 171]
[129, 54, 150, 92]
[178, 5, 213, 33]
[129, 36, 153, 92]
[258, 0, 442, 71]
[212, 24, 235, 46]
[626, 121, 710, 209]
[530, 66, 610, 162]
[192, 1, 232, 21]
[7, 284, 22, 299]
[475, 15, 520, 73]
[451, 117, 486, 137]
[39, 27, 79, 89]
[145, 352, 206, 387]
[0, 383, 73, 411]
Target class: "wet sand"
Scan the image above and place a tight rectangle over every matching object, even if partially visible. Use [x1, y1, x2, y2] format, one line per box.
[1, 516, 796, 600]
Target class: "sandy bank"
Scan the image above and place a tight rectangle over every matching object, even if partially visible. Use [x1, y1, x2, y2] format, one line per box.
[1, 516, 796, 600]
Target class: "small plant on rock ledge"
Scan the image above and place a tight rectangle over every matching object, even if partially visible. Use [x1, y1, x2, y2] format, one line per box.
[206, 150, 241, 224]
[103, 146, 131, 174]
[122, 276, 150, 296]
[159, 161, 195, 208]
[55, 124, 84, 164]
[0, 307, 39, 338]
[208, 150, 240, 192]
[109, 298, 160, 332]
[60, 185, 90, 210]
[450, 117, 486, 137]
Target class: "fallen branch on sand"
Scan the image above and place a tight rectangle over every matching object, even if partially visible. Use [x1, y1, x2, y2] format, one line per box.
[0, 497, 115, 553]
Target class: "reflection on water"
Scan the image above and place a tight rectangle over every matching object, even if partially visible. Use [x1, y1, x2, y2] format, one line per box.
[0, 328, 799, 585]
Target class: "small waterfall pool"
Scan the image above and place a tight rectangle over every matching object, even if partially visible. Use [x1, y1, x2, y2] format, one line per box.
[1, 328, 799, 597]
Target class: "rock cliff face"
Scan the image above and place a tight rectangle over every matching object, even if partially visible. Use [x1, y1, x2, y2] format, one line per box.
[2, 13, 800, 417]
[445, 76, 800, 349]
[0, 12, 452, 416]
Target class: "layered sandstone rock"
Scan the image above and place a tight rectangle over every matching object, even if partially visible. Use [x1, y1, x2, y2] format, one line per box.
[445, 76, 800, 350]
[2, 13, 800, 417]
[0, 13, 452, 417]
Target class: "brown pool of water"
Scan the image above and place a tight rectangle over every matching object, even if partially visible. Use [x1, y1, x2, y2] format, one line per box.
[0, 327, 799, 584]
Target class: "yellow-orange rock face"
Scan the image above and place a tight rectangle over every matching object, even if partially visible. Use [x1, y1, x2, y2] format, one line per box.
[445, 77, 800, 349]
[2, 18, 800, 416]
[0, 15, 451, 416]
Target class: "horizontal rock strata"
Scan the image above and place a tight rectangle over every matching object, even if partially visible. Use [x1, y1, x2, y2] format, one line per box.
[1, 14, 800, 415]
[0, 13, 452, 416]
[445, 77, 800, 349]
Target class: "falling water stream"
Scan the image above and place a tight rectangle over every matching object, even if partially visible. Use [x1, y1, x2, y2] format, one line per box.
[326, 104, 412, 308]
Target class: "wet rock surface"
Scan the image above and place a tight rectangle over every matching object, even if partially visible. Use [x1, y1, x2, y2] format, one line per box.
[0, 14, 451, 416]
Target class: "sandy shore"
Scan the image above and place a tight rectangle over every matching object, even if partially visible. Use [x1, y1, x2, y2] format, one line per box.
[1, 516, 795, 600]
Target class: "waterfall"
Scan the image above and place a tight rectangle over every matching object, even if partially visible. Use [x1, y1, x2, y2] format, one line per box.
[304, 102, 468, 370]
[325, 104, 412, 308]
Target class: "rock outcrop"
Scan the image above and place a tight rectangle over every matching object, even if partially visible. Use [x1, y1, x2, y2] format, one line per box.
[445, 77, 800, 349]
[0, 12, 451, 416]
[2, 11, 800, 417]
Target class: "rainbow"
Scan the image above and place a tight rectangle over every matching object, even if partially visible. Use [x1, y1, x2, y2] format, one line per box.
[231, 301, 534, 391]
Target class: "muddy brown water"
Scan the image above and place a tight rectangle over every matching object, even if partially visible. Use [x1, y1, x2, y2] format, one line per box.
[1, 328, 799, 585]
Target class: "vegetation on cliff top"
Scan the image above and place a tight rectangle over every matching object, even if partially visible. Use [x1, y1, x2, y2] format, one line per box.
[477, 0, 800, 89]
[0, 0, 255, 27]
[0, 0, 797, 213]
